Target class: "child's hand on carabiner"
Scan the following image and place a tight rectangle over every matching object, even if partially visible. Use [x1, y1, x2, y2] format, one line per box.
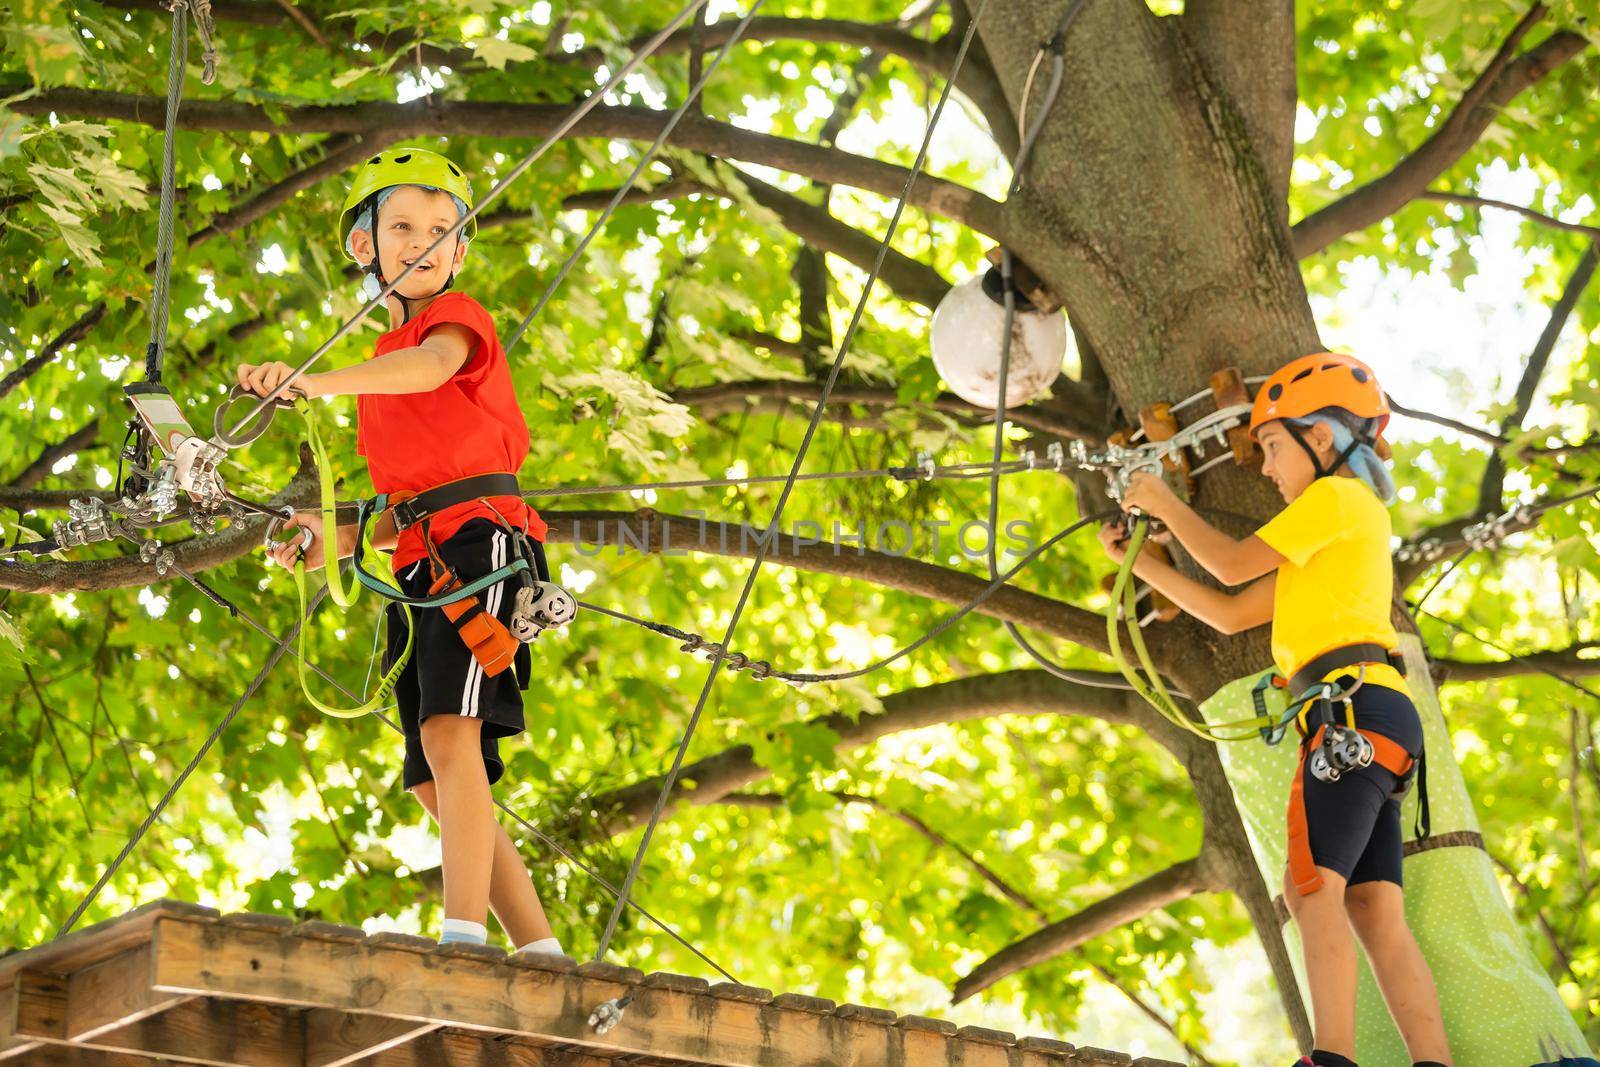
[1097, 521, 1131, 564]
[1120, 470, 1178, 520]
[268, 511, 323, 570]
[236, 361, 320, 400]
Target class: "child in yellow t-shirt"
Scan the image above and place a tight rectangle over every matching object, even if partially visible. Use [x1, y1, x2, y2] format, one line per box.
[1098, 353, 1451, 1067]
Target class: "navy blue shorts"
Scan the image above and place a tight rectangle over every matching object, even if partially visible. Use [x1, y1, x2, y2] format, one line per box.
[1300, 681, 1424, 888]
[382, 519, 535, 790]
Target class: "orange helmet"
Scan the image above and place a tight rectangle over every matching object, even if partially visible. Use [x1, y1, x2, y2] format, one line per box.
[1249, 352, 1389, 441]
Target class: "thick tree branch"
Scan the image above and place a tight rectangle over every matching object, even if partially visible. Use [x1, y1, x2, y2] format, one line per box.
[1292, 8, 1589, 257]
[1477, 242, 1599, 514]
[566, 17, 1015, 151]
[583, 669, 1157, 835]
[0, 304, 108, 401]
[1, 500, 1142, 663]
[951, 853, 1223, 1002]
[6, 89, 1004, 236]
[564, 171, 956, 309]
[1387, 397, 1507, 448]
[0, 454, 317, 593]
[545, 508, 1128, 659]
[1432, 643, 1600, 683]
[1421, 190, 1600, 241]
[6, 421, 101, 492]
[670, 378, 1107, 443]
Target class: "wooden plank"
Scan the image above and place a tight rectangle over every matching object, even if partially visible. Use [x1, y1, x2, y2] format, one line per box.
[146, 917, 911, 1067]
[303, 1010, 439, 1067]
[82, 998, 303, 1067]
[0, 979, 46, 1061]
[12, 1049, 170, 1067]
[361, 1032, 611, 1067]
[11, 950, 188, 1045]
[66, 947, 186, 1041]
[0, 902, 216, 988]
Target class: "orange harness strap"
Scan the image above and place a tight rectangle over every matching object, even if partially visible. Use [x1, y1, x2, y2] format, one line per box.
[1286, 724, 1416, 896]
[428, 569, 519, 676]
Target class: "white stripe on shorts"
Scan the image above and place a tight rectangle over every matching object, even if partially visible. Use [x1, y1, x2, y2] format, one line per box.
[458, 530, 507, 717]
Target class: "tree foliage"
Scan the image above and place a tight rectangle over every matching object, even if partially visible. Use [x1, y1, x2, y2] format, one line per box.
[1, 0, 1597, 1059]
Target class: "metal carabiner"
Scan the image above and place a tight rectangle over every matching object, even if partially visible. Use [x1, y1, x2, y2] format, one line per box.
[263, 509, 314, 558]
[213, 384, 299, 450]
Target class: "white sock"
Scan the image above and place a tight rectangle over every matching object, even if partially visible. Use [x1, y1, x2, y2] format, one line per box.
[514, 936, 564, 957]
[439, 918, 488, 945]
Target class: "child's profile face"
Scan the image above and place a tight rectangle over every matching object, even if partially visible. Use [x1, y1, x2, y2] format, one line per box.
[349, 185, 468, 299]
[1257, 420, 1333, 502]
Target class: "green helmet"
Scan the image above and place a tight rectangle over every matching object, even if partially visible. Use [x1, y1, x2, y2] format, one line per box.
[338, 147, 476, 260]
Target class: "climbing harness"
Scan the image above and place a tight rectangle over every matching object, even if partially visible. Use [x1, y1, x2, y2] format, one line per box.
[272, 395, 576, 714]
[1261, 653, 1431, 897]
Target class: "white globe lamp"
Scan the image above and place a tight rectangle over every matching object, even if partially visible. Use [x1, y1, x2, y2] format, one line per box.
[930, 265, 1069, 410]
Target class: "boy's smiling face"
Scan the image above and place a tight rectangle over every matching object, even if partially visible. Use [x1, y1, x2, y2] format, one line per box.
[348, 184, 468, 301]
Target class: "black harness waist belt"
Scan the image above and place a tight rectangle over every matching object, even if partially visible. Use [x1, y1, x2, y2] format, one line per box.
[1288, 642, 1406, 695]
[389, 473, 523, 533]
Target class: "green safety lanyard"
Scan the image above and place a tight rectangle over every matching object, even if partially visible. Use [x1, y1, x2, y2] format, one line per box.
[290, 397, 413, 719]
[1107, 517, 1287, 744]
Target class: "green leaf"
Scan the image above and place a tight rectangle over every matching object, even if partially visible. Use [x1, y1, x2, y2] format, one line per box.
[469, 37, 537, 71]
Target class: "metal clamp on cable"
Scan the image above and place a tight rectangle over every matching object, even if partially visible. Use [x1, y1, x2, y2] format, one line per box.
[509, 582, 578, 642]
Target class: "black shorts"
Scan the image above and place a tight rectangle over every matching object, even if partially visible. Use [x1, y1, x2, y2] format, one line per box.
[1300, 681, 1424, 888]
[383, 519, 537, 790]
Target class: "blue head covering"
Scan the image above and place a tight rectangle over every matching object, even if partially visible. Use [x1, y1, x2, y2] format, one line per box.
[1286, 406, 1396, 504]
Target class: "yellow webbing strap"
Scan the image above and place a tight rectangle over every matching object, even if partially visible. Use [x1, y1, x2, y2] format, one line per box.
[1107, 517, 1272, 743]
[290, 398, 413, 718]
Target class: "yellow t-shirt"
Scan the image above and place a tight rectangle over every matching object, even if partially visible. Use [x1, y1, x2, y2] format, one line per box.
[1254, 476, 1408, 695]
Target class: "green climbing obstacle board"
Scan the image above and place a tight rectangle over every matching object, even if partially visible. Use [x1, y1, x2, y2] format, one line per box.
[1198, 635, 1590, 1067]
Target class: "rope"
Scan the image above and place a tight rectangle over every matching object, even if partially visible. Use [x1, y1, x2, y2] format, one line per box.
[1106, 521, 1272, 742]
[577, 508, 1115, 686]
[504, 2, 764, 356]
[218, 0, 715, 442]
[978, 4, 1145, 695]
[144, 1, 189, 384]
[589, 0, 998, 977]
[56, 584, 327, 937]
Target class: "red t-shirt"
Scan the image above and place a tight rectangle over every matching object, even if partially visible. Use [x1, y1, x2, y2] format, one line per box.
[356, 292, 546, 572]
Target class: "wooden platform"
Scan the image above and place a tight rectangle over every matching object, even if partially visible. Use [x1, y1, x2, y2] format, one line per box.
[0, 901, 1179, 1067]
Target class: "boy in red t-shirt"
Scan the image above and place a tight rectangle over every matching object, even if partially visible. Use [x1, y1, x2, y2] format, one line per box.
[236, 148, 563, 956]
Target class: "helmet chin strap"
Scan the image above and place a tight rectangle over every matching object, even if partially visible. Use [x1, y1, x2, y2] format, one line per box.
[1284, 421, 1365, 480]
[360, 193, 457, 325]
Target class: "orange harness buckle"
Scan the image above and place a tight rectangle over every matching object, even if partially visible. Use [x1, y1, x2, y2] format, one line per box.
[429, 569, 519, 677]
